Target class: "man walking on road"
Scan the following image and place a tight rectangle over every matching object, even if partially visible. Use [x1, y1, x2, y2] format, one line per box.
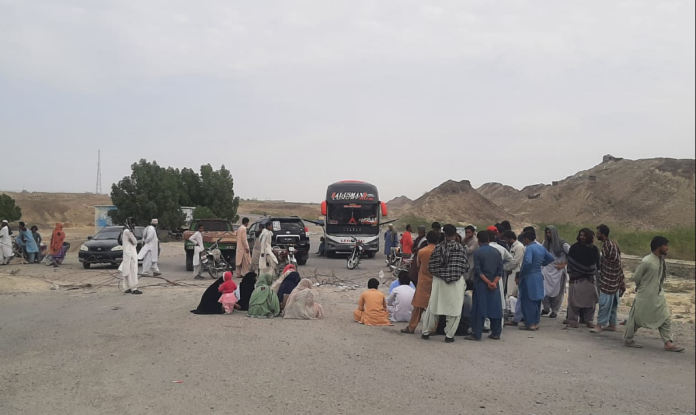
[420, 225, 470, 343]
[139, 219, 161, 277]
[624, 237, 684, 352]
[592, 224, 625, 333]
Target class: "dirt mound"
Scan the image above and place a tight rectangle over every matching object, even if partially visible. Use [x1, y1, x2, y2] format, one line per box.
[477, 157, 696, 229]
[1, 191, 112, 228]
[399, 180, 515, 225]
[238, 200, 321, 220]
[387, 196, 413, 210]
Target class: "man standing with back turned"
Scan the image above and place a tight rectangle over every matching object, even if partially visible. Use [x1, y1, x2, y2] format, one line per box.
[624, 236, 684, 352]
[421, 225, 470, 343]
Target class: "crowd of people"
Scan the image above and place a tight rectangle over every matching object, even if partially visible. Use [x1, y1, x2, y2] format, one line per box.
[3, 214, 685, 351]
[355, 221, 685, 352]
[0, 220, 67, 266]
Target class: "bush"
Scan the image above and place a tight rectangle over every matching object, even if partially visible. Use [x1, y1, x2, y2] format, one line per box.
[535, 223, 695, 261]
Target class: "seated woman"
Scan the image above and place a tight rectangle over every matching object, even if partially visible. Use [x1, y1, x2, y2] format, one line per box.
[247, 273, 281, 318]
[271, 264, 297, 292]
[353, 278, 391, 326]
[277, 271, 301, 309]
[235, 272, 257, 311]
[283, 278, 324, 319]
[191, 276, 226, 315]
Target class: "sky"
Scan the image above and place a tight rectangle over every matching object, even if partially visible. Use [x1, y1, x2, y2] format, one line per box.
[0, 0, 694, 203]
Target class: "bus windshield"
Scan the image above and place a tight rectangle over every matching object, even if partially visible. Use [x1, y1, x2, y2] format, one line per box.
[327, 203, 379, 226]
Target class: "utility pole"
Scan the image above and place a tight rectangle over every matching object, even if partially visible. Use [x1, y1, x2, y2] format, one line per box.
[96, 150, 102, 194]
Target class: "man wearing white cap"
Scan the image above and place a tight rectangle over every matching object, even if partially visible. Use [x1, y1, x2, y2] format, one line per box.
[138, 219, 161, 277]
[0, 220, 12, 265]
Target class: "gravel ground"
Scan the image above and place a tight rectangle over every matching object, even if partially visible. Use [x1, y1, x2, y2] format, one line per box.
[1, 234, 695, 415]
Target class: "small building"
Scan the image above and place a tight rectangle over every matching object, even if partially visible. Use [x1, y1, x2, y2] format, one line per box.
[94, 205, 117, 229]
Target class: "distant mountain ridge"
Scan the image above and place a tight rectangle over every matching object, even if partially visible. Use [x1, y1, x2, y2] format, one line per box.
[396, 180, 515, 225]
[477, 156, 695, 229]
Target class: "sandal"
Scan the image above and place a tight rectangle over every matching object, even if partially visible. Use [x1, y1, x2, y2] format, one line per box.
[625, 340, 643, 348]
[519, 325, 536, 331]
[664, 342, 685, 353]
[400, 328, 414, 334]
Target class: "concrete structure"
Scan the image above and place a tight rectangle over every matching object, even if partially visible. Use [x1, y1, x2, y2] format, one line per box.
[94, 205, 117, 229]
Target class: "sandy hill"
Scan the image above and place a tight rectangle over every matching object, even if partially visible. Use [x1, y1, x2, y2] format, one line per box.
[238, 200, 321, 220]
[1, 191, 112, 228]
[477, 156, 696, 229]
[398, 180, 515, 225]
[386, 196, 413, 210]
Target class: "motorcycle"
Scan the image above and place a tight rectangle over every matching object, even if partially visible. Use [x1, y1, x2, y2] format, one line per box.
[346, 237, 364, 270]
[201, 238, 231, 279]
[272, 245, 299, 278]
[386, 247, 410, 271]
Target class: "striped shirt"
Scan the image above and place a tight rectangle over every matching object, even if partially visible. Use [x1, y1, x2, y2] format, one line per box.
[599, 239, 625, 294]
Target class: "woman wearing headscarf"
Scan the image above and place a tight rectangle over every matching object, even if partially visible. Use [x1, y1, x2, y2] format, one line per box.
[247, 273, 281, 318]
[190, 277, 225, 314]
[541, 225, 570, 318]
[276, 271, 301, 308]
[271, 264, 296, 292]
[566, 229, 600, 328]
[284, 278, 324, 319]
[235, 272, 257, 311]
[49, 223, 67, 265]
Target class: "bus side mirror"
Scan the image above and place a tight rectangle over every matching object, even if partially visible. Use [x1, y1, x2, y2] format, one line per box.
[321, 201, 327, 216]
[381, 201, 388, 217]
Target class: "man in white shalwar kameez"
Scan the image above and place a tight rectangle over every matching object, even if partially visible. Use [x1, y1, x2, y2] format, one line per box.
[258, 221, 278, 276]
[189, 224, 205, 280]
[0, 220, 13, 265]
[119, 222, 141, 294]
[138, 219, 161, 277]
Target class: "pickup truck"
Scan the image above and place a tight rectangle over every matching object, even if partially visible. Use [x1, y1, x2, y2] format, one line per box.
[183, 219, 239, 271]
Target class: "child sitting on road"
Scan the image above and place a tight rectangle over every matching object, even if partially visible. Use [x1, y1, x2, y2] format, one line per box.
[218, 271, 238, 314]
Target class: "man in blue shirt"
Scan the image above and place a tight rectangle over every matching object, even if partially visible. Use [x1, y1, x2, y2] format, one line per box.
[518, 230, 555, 331]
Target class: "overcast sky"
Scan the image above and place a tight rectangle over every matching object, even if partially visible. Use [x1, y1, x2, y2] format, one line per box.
[0, 0, 694, 203]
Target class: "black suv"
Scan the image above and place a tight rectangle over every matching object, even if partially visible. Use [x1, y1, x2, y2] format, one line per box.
[248, 217, 310, 266]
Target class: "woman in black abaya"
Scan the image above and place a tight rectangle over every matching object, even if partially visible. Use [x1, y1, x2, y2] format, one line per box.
[191, 272, 258, 315]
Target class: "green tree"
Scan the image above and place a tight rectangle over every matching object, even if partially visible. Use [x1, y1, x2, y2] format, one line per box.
[0, 194, 22, 222]
[178, 167, 202, 207]
[192, 206, 218, 219]
[109, 160, 185, 230]
[196, 164, 240, 222]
